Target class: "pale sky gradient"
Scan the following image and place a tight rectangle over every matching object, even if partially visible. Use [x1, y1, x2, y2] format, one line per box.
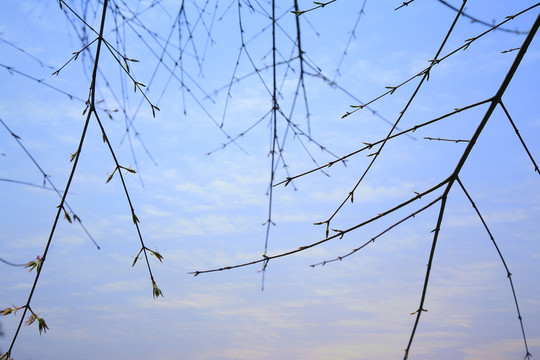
[1, 1, 540, 359]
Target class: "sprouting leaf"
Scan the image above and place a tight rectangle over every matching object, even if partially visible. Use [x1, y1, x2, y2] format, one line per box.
[25, 256, 42, 273]
[64, 209, 72, 223]
[70, 151, 79, 162]
[290, 10, 307, 16]
[132, 212, 140, 224]
[132, 248, 143, 267]
[1, 307, 15, 316]
[25, 313, 37, 326]
[151, 104, 160, 118]
[120, 166, 136, 174]
[149, 249, 164, 263]
[37, 317, 49, 335]
[325, 222, 329, 238]
[152, 281, 163, 299]
[410, 308, 428, 315]
[462, 38, 475, 51]
[106, 168, 117, 184]
[258, 258, 270, 272]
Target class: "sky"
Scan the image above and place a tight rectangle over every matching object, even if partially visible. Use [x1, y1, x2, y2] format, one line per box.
[1, 0, 540, 359]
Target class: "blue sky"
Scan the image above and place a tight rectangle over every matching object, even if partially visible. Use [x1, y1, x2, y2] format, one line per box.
[1, 1, 540, 359]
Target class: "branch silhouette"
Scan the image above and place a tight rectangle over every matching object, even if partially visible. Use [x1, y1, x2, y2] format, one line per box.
[2, 1, 163, 357]
[189, 3, 540, 359]
[2, 1, 539, 359]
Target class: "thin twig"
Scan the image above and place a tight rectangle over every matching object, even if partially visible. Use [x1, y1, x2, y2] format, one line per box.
[5, 1, 110, 357]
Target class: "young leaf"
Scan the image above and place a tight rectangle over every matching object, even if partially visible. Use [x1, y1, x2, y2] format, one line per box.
[70, 151, 79, 162]
[64, 209, 72, 223]
[120, 166, 136, 174]
[37, 317, 49, 335]
[25, 313, 37, 326]
[132, 248, 143, 267]
[152, 281, 163, 299]
[1, 307, 15, 316]
[25, 256, 42, 273]
[325, 222, 329, 238]
[106, 168, 117, 184]
[149, 250, 164, 263]
[284, 177, 292, 187]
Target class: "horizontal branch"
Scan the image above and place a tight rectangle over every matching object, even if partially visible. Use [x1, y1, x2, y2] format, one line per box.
[275, 98, 490, 187]
[311, 194, 443, 267]
[190, 176, 450, 276]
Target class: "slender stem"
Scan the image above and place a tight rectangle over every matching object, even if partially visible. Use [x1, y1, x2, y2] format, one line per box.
[261, 0, 278, 291]
[5, 0, 109, 356]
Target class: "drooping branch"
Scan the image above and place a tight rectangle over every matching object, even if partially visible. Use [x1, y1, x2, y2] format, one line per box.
[0, 117, 100, 250]
[498, 101, 540, 174]
[4, 1, 111, 357]
[456, 177, 532, 359]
